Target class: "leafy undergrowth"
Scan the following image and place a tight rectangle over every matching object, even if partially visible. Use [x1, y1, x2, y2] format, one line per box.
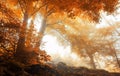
[0, 58, 120, 76]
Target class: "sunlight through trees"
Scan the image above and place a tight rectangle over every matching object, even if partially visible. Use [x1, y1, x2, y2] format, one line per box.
[0, 0, 120, 73]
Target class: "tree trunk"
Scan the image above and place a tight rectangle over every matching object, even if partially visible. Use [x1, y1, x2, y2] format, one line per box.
[111, 46, 120, 68]
[86, 48, 96, 69]
[15, 12, 28, 60]
[15, 13, 48, 63]
[17, 13, 28, 50]
[35, 18, 47, 48]
[114, 51, 120, 68]
[89, 54, 96, 69]
[39, 18, 47, 34]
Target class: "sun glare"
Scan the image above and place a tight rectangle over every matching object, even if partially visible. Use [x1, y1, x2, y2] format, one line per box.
[40, 32, 90, 67]
[31, 14, 84, 67]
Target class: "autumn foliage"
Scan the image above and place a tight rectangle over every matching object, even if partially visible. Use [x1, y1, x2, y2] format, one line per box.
[0, 0, 120, 73]
[45, 0, 118, 21]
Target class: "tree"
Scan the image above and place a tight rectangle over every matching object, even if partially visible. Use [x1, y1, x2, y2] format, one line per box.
[0, 0, 50, 64]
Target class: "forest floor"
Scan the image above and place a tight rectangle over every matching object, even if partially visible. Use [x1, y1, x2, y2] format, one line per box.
[0, 58, 120, 76]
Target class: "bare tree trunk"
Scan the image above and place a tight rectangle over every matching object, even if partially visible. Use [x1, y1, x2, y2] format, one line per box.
[14, 12, 28, 62]
[35, 18, 47, 48]
[114, 51, 120, 68]
[39, 18, 47, 34]
[111, 46, 120, 68]
[86, 47, 96, 69]
[89, 54, 96, 69]
[17, 13, 28, 50]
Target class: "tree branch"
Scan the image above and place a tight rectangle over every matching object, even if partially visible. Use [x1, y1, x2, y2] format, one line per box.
[30, 1, 49, 17]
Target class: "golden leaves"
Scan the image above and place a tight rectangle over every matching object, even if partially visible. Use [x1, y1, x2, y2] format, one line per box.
[45, 0, 118, 22]
[1, 0, 118, 23]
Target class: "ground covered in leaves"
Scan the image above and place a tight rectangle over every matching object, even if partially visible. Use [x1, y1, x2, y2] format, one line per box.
[0, 58, 120, 76]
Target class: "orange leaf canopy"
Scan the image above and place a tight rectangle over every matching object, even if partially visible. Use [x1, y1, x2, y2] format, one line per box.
[44, 0, 118, 22]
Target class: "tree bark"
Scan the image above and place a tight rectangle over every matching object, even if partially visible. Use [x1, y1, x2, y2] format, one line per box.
[15, 12, 28, 60]
[17, 13, 28, 50]
[114, 51, 120, 68]
[88, 54, 96, 69]
[35, 18, 47, 48]
[86, 47, 96, 69]
[39, 18, 47, 34]
[110, 46, 120, 68]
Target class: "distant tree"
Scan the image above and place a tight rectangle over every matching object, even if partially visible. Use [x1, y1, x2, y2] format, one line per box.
[93, 25, 120, 69]
[59, 16, 120, 69]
